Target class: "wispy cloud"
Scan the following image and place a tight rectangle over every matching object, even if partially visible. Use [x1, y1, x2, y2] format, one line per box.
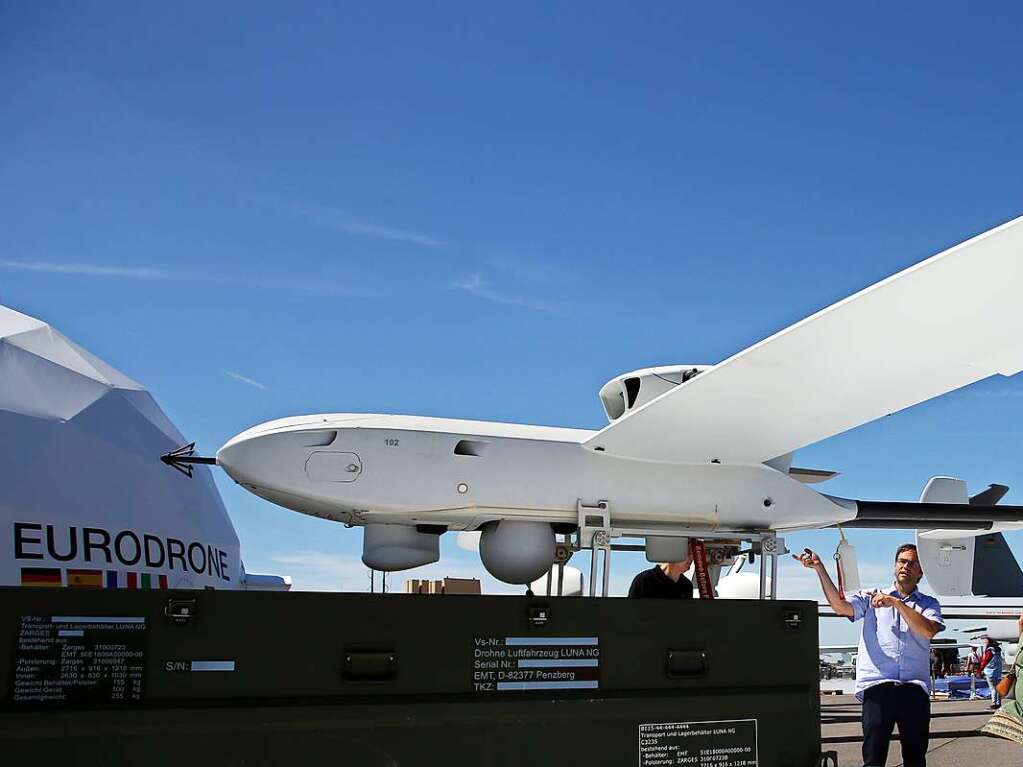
[297, 206, 444, 247]
[225, 371, 267, 390]
[482, 249, 575, 286]
[267, 550, 373, 592]
[453, 271, 562, 313]
[0, 260, 170, 279]
[207, 272, 360, 298]
[0, 258, 358, 296]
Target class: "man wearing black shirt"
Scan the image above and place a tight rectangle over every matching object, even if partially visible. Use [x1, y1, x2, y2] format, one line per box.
[628, 556, 695, 599]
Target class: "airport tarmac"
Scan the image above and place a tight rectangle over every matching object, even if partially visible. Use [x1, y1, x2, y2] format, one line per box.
[820, 695, 1020, 766]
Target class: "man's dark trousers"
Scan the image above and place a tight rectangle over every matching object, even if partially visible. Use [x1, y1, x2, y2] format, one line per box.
[862, 682, 930, 767]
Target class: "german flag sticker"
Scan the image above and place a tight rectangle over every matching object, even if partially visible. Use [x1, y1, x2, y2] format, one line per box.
[67, 569, 103, 588]
[21, 567, 62, 587]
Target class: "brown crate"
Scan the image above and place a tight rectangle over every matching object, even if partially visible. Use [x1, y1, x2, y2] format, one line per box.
[404, 579, 428, 594]
[440, 577, 481, 595]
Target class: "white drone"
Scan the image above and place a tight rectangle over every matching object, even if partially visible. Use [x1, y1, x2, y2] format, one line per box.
[167, 215, 1023, 589]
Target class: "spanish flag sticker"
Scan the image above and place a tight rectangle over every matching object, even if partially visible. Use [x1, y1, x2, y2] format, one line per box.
[67, 569, 103, 588]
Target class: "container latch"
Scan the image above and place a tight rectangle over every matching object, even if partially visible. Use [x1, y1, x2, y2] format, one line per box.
[164, 598, 197, 625]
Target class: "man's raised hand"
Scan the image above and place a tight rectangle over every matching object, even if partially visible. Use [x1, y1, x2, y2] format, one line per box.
[794, 548, 823, 570]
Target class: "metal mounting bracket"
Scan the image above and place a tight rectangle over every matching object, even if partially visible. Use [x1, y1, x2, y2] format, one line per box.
[577, 500, 612, 597]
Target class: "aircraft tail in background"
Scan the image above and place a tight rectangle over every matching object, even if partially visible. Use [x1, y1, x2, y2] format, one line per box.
[915, 477, 1023, 597]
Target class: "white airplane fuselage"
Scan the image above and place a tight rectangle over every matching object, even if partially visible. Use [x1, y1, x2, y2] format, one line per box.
[216, 414, 851, 533]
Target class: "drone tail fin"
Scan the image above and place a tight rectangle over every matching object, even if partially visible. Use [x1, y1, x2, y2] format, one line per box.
[915, 478, 1023, 596]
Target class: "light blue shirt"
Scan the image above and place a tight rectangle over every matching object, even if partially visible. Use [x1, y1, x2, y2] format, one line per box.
[983, 647, 1003, 678]
[848, 585, 944, 700]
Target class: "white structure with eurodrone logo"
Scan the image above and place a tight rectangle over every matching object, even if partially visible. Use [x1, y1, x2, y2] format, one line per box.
[0, 303, 288, 591]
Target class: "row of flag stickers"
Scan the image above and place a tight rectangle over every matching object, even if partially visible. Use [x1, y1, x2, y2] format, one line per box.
[21, 567, 169, 589]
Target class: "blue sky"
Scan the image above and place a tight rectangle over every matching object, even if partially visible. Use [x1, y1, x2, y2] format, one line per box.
[3, 3, 1023, 641]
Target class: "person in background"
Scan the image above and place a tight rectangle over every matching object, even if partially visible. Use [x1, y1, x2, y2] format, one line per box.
[628, 545, 694, 599]
[982, 613, 1023, 744]
[940, 647, 958, 676]
[967, 645, 983, 679]
[981, 637, 1005, 708]
[797, 543, 943, 767]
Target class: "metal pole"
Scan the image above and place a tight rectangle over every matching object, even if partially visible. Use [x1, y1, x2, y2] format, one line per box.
[556, 533, 568, 596]
[769, 549, 779, 600]
[589, 542, 598, 597]
[758, 547, 768, 600]
[602, 546, 611, 597]
[545, 568, 553, 597]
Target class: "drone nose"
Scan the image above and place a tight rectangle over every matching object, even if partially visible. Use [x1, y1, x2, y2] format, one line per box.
[216, 432, 275, 486]
[217, 426, 355, 492]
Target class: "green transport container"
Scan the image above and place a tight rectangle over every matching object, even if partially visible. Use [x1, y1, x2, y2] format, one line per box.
[0, 588, 823, 766]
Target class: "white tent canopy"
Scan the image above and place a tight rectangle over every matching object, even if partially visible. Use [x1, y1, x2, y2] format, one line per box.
[0, 303, 285, 590]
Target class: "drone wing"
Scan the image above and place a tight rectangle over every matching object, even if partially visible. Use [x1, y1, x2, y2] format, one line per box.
[585, 215, 1023, 463]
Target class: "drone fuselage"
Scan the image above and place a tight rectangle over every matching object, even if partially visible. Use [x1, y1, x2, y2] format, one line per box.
[216, 413, 850, 533]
